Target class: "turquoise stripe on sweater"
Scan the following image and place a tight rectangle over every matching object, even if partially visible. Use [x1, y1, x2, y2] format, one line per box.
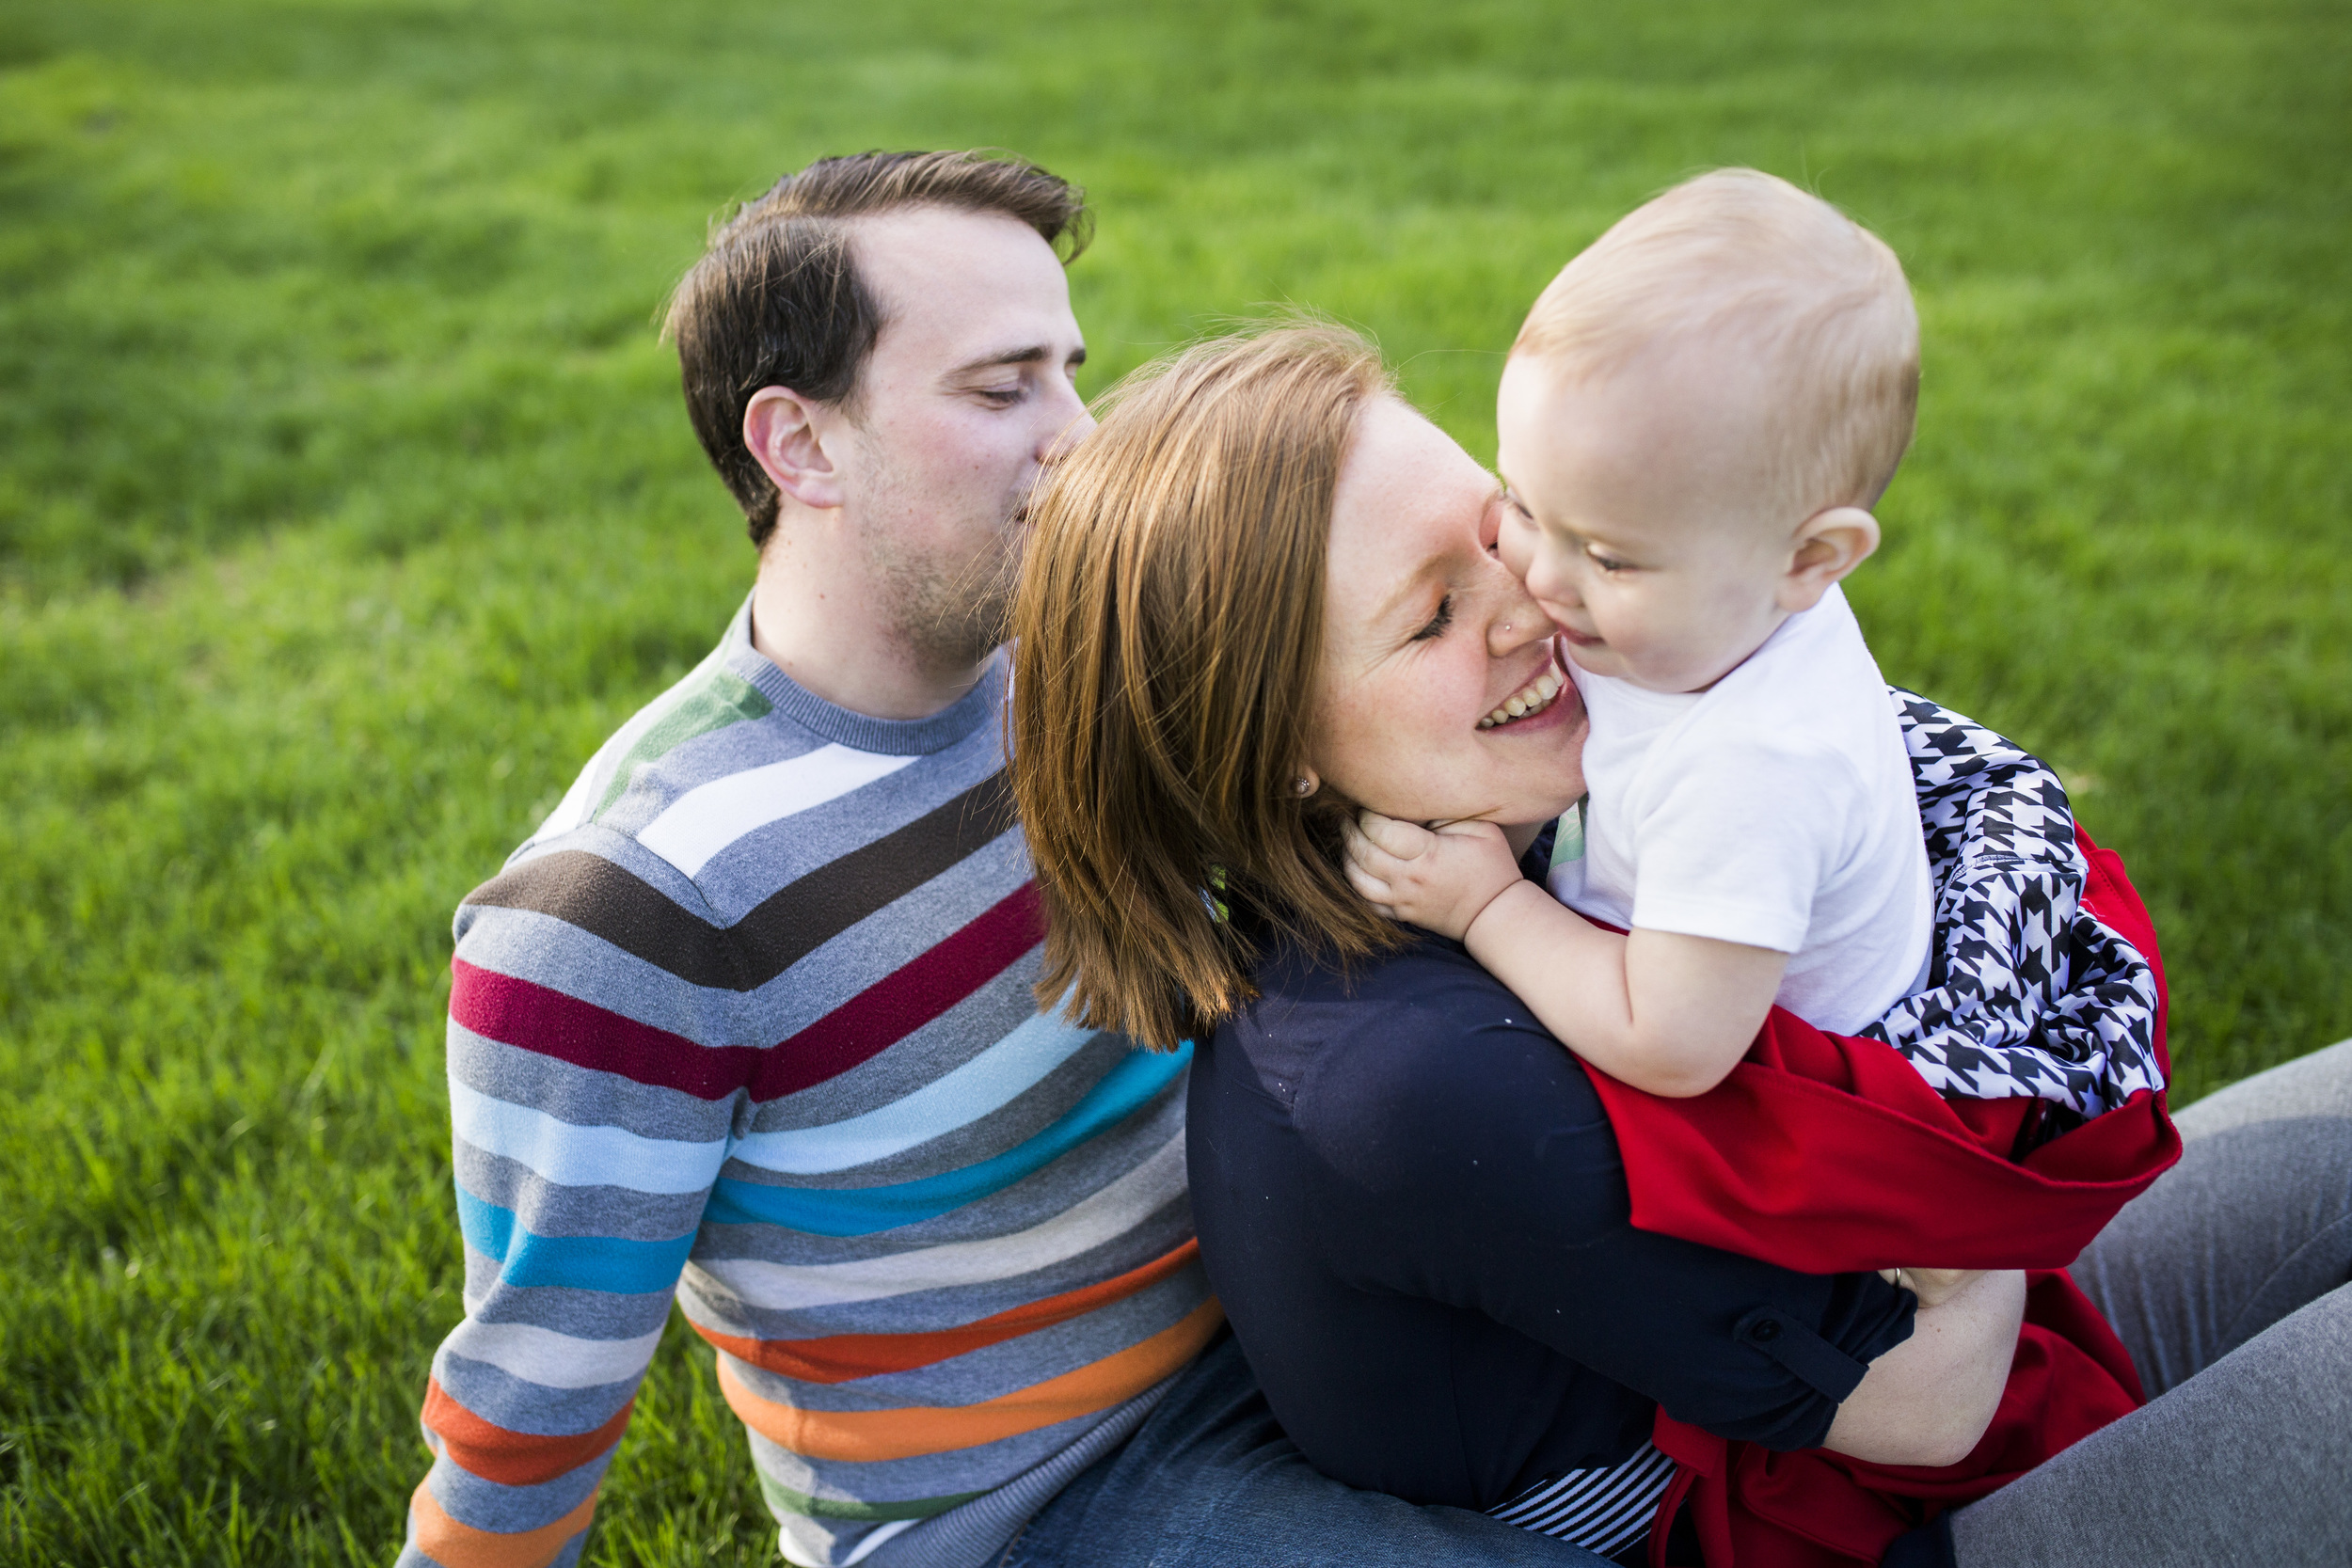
[455, 1186, 698, 1293]
[704, 1043, 1191, 1237]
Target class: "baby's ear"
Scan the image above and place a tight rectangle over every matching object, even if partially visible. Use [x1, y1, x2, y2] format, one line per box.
[1776, 506, 1881, 613]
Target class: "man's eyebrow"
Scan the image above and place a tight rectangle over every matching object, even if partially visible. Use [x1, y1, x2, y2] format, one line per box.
[946, 342, 1087, 377]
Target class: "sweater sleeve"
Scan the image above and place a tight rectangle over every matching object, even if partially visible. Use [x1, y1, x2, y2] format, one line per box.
[399, 853, 739, 1568]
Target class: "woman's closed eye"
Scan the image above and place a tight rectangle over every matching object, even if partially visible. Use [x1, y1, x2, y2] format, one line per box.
[1410, 594, 1455, 641]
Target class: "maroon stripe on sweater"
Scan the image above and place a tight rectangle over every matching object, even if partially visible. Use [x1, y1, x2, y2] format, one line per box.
[449, 883, 1045, 1102]
[453, 958, 754, 1100]
[751, 881, 1044, 1099]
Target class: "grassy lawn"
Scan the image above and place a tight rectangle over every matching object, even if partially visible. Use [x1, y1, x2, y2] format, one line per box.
[2, 0, 2345, 1560]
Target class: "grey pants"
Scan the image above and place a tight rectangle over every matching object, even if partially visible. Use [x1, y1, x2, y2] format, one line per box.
[1947, 1037, 2352, 1567]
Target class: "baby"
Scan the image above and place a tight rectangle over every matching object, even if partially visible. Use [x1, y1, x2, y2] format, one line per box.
[1347, 168, 1933, 1098]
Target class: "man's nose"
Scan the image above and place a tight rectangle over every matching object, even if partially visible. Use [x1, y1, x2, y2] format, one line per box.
[1044, 402, 1087, 455]
[1040, 388, 1094, 461]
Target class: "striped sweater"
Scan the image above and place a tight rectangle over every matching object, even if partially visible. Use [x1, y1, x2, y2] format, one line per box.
[401, 598, 1215, 1568]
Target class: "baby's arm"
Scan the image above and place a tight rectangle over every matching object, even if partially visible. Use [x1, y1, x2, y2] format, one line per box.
[1343, 812, 1786, 1097]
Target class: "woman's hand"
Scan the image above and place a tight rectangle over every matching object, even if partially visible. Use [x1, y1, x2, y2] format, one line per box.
[1827, 1268, 2026, 1467]
[1881, 1266, 1984, 1309]
[1343, 812, 1524, 941]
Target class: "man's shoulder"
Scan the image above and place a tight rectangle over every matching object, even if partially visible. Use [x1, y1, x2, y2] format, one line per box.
[504, 621, 1015, 885]
[524, 626, 802, 843]
[452, 619, 1026, 1005]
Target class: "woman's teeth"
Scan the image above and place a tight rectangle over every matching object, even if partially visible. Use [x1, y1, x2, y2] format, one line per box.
[1478, 668, 1565, 730]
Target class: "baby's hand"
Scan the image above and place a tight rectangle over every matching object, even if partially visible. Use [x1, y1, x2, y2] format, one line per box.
[1343, 811, 1524, 942]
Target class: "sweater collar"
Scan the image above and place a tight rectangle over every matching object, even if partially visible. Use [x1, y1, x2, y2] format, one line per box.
[722, 594, 1007, 757]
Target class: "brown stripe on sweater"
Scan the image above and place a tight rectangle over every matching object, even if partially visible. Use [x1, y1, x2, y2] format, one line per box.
[464, 772, 1018, 991]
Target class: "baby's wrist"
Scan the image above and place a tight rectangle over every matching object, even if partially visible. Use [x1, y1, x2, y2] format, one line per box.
[1460, 877, 1544, 951]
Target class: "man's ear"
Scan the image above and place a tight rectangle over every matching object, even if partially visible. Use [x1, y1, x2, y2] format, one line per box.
[1775, 506, 1882, 613]
[743, 387, 850, 513]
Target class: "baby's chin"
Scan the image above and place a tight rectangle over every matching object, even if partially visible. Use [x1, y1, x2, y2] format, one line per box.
[1560, 640, 1625, 681]
[1564, 640, 1740, 695]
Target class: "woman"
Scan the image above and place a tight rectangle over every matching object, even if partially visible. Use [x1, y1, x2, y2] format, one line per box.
[1008, 325, 2352, 1566]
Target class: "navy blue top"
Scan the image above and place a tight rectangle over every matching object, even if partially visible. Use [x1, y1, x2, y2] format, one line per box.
[1189, 924, 1917, 1513]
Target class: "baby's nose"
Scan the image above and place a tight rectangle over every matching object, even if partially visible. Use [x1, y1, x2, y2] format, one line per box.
[1524, 553, 1582, 610]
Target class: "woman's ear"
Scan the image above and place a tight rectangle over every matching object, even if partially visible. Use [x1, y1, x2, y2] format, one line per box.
[743, 387, 850, 513]
[1775, 506, 1882, 614]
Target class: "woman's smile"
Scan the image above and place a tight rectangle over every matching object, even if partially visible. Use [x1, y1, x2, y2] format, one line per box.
[1310, 396, 1588, 830]
[1477, 646, 1569, 731]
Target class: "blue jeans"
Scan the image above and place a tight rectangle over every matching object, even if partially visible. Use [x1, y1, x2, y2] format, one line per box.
[998, 1329, 1613, 1568]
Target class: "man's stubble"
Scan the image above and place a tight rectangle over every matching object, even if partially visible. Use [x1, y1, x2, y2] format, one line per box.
[851, 448, 1027, 678]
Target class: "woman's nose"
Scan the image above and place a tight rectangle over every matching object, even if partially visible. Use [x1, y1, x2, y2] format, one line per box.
[1489, 583, 1555, 654]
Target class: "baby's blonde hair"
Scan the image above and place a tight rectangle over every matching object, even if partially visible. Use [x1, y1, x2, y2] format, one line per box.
[1514, 168, 1919, 522]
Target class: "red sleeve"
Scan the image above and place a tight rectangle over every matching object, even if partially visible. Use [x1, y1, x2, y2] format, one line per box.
[1616, 829, 2175, 1568]
[1590, 826, 2180, 1275]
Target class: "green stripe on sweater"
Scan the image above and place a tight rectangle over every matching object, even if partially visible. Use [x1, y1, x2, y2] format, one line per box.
[594, 668, 772, 818]
[756, 1468, 985, 1522]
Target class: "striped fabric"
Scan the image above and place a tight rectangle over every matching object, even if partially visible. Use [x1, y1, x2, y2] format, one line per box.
[1486, 1441, 1677, 1559]
[401, 599, 1214, 1568]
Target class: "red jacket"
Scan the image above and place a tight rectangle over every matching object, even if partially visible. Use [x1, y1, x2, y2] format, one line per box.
[1586, 829, 2182, 1568]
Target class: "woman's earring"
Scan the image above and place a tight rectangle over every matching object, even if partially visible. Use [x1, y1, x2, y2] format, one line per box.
[1292, 771, 1319, 798]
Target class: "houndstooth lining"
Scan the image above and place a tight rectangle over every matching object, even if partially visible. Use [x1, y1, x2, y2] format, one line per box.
[1858, 691, 2167, 1119]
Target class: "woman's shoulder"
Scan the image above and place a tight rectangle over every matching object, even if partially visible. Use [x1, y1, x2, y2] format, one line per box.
[1221, 932, 1623, 1216]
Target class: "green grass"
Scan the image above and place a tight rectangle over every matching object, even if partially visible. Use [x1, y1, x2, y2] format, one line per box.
[2, 0, 2346, 1560]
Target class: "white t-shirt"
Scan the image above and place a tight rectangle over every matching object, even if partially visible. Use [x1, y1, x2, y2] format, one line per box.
[1547, 585, 1932, 1034]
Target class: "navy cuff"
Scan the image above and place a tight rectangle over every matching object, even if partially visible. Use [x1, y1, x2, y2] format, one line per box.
[1733, 1304, 1872, 1402]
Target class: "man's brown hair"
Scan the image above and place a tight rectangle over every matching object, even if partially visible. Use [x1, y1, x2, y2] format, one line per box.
[1009, 325, 1403, 1052]
[663, 150, 1091, 547]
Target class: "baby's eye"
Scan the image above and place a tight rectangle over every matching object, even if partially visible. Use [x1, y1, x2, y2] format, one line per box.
[1588, 549, 1632, 574]
[1410, 594, 1455, 641]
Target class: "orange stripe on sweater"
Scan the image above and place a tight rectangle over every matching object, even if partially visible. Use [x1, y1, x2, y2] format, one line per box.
[691, 1239, 1204, 1384]
[717, 1297, 1223, 1463]
[422, 1378, 632, 1487]
[409, 1480, 597, 1568]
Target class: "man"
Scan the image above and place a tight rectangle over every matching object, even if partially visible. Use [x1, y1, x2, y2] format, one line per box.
[400, 150, 1602, 1568]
